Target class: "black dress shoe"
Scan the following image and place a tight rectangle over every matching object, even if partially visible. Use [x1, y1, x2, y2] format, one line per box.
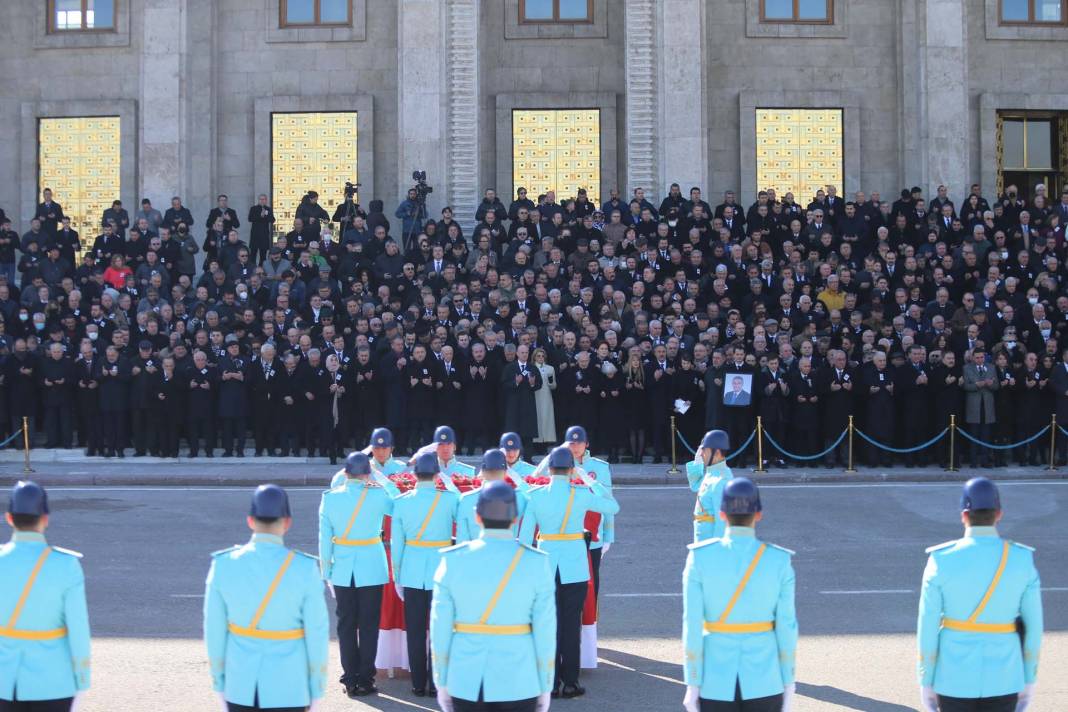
[411, 687, 426, 697]
[353, 682, 377, 697]
[222, 451, 233, 458]
[561, 683, 585, 698]
[551, 684, 562, 699]
[116, 450, 125, 458]
[428, 684, 437, 696]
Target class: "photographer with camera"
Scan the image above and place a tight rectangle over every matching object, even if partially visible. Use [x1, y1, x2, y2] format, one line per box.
[395, 171, 433, 252]
[297, 190, 331, 243]
[333, 182, 366, 225]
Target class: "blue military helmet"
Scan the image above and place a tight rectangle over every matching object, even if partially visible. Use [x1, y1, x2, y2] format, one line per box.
[434, 425, 457, 444]
[721, 477, 762, 514]
[701, 429, 730, 452]
[961, 477, 1001, 511]
[481, 448, 508, 472]
[499, 432, 522, 451]
[476, 480, 518, 522]
[250, 484, 291, 518]
[345, 451, 371, 476]
[547, 445, 575, 470]
[8, 480, 49, 516]
[414, 452, 440, 476]
[369, 427, 393, 448]
[565, 425, 588, 444]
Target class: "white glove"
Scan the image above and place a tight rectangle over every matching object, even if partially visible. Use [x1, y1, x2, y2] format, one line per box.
[1016, 683, 1036, 712]
[308, 698, 323, 712]
[436, 686, 455, 712]
[781, 682, 796, 712]
[577, 470, 597, 488]
[919, 686, 938, 712]
[683, 684, 700, 712]
[601, 543, 611, 557]
[326, 581, 335, 599]
[395, 585, 405, 602]
[69, 693, 85, 712]
[535, 691, 551, 712]
[216, 691, 229, 712]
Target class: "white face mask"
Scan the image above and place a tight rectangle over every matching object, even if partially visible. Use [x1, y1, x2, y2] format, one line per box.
[1041, 329, 1052, 339]
[1028, 297, 1039, 305]
[1005, 341, 1017, 349]
[88, 332, 98, 341]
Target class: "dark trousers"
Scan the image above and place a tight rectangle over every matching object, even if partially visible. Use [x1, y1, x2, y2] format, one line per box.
[554, 576, 587, 688]
[152, 410, 178, 457]
[403, 587, 433, 690]
[335, 583, 383, 687]
[187, 415, 214, 456]
[453, 693, 537, 711]
[589, 546, 602, 598]
[724, 409, 752, 465]
[42, 405, 72, 448]
[0, 699, 73, 712]
[700, 680, 783, 711]
[254, 408, 277, 453]
[77, 402, 100, 451]
[902, 421, 929, 465]
[131, 407, 153, 453]
[227, 702, 304, 712]
[937, 693, 1018, 712]
[219, 416, 247, 454]
[968, 422, 993, 466]
[650, 414, 669, 459]
[100, 411, 128, 453]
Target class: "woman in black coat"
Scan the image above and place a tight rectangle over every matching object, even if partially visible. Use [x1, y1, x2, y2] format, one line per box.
[595, 356, 625, 462]
[621, 348, 648, 463]
[671, 352, 705, 457]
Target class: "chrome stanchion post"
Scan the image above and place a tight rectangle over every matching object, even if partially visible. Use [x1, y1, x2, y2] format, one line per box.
[668, 415, 680, 474]
[754, 416, 767, 474]
[22, 416, 33, 474]
[845, 416, 857, 473]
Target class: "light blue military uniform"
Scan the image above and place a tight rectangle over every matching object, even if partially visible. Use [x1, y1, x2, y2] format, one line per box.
[574, 454, 614, 551]
[438, 456, 476, 496]
[330, 454, 407, 489]
[456, 474, 533, 543]
[391, 484, 460, 590]
[0, 532, 91, 702]
[682, 527, 798, 702]
[686, 459, 731, 542]
[204, 533, 330, 708]
[430, 529, 557, 702]
[518, 475, 620, 584]
[917, 526, 1043, 699]
[319, 477, 396, 587]
[508, 459, 536, 480]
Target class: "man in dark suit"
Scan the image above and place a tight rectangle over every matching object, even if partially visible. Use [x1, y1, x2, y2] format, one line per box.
[644, 343, 675, 464]
[501, 343, 542, 453]
[861, 351, 895, 466]
[1049, 348, 1068, 464]
[247, 194, 276, 266]
[34, 188, 65, 239]
[720, 346, 756, 466]
[896, 345, 931, 466]
[724, 375, 751, 406]
[205, 194, 240, 235]
[248, 342, 283, 456]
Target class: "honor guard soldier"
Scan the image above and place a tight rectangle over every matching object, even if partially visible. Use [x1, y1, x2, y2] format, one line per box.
[431, 481, 555, 712]
[391, 452, 460, 698]
[412, 426, 477, 494]
[457, 449, 532, 543]
[204, 485, 329, 712]
[500, 432, 536, 479]
[917, 477, 1042, 712]
[687, 430, 732, 543]
[1, 481, 90, 712]
[682, 477, 797, 712]
[319, 452, 396, 698]
[562, 425, 614, 596]
[519, 446, 620, 699]
[330, 427, 407, 489]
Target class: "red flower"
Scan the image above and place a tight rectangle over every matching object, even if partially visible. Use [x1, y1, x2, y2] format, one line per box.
[389, 473, 417, 493]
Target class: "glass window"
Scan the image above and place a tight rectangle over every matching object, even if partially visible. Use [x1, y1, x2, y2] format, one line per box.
[38, 116, 121, 257]
[1001, 118, 1053, 169]
[520, 0, 592, 23]
[1002, 120, 1025, 168]
[272, 112, 358, 231]
[282, 0, 350, 26]
[1026, 120, 1052, 168]
[755, 109, 843, 202]
[1000, 0, 1066, 23]
[513, 110, 600, 203]
[50, 0, 115, 31]
[761, 0, 832, 22]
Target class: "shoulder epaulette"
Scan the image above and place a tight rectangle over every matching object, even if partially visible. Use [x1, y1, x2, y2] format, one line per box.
[293, 550, 319, 561]
[688, 537, 721, 550]
[51, 546, 83, 559]
[588, 457, 608, 467]
[766, 542, 795, 556]
[925, 540, 958, 554]
[521, 543, 548, 555]
[460, 488, 481, 499]
[210, 545, 241, 558]
[440, 542, 471, 554]
[1009, 540, 1036, 552]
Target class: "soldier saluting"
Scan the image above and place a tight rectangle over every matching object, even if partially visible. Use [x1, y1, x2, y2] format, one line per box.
[917, 477, 1043, 712]
[686, 430, 732, 543]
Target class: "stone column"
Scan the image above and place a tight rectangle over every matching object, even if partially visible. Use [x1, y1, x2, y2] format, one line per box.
[445, 0, 480, 234]
[625, 0, 658, 199]
[920, 0, 969, 198]
[140, 0, 185, 205]
[658, 0, 708, 196]
[397, 0, 447, 221]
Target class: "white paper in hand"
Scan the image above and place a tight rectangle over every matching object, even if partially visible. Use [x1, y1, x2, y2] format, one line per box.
[674, 398, 691, 414]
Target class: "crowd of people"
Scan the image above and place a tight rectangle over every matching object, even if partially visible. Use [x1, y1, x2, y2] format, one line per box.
[2, 178, 1068, 468]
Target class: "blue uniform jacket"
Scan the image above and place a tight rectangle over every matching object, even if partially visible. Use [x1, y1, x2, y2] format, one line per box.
[686, 460, 730, 542]
[917, 527, 1043, 698]
[575, 455, 614, 548]
[456, 474, 533, 543]
[0, 532, 91, 702]
[319, 478, 394, 587]
[391, 483, 460, 590]
[203, 534, 330, 708]
[329, 455, 407, 489]
[430, 530, 557, 701]
[682, 527, 797, 702]
[517, 475, 620, 584]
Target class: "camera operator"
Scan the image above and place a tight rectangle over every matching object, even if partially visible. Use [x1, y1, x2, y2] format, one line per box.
[395, 187, 424, 250]
[296, 190, 330, 243]
[332, 182, 366, 224]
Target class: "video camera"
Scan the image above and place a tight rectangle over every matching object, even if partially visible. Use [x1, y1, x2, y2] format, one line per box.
[343, 181, 361, 200]
[411, 170, 433, 201]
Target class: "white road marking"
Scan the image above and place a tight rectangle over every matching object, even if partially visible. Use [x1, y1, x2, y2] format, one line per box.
[605, 593, 682, 598]
[820, 589, 914, 595]
[169, 594, 204, 598]
[597, 657, 685, 685]
[1042, 587, 1068, 592]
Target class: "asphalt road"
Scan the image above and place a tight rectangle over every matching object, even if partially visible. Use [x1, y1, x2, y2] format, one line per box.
[25, 482, 1068, 711]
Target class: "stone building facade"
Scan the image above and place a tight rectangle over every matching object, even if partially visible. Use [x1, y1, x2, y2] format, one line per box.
[1, 0, 1067, 238]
